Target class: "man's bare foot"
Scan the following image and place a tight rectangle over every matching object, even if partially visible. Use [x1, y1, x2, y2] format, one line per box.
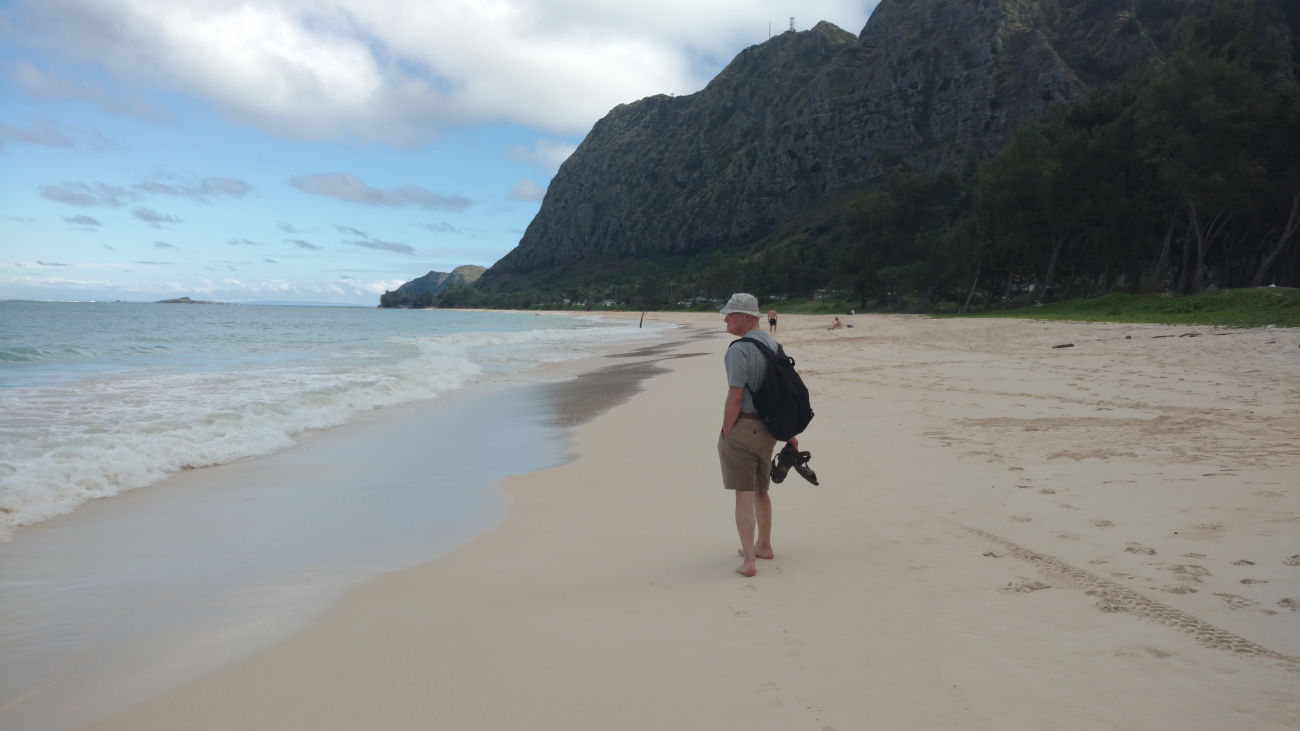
[738, 546, 775, 560]
[735, 561, 757, 577]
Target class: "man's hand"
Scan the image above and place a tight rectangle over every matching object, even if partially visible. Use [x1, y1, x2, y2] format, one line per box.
[722, 386, 745, 436]
[787, 436, 799, 450]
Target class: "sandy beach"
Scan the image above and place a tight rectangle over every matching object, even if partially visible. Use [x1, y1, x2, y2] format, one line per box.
[89, 312, 1299, 730]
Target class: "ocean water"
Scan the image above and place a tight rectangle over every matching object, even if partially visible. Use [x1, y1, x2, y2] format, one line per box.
[0, 301, 667, 540]
[0, 300, 676, 730]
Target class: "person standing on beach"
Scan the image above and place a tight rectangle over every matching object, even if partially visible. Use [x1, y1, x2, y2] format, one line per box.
[718, 293, 795, 577]
[768, 307, 778, 334]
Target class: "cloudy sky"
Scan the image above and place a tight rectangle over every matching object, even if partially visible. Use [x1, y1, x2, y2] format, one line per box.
[0, 0, 875, 305]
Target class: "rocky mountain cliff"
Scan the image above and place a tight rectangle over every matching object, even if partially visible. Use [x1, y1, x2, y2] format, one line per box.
[392, 265, 485, 300]
[481, 0, 1199, 284]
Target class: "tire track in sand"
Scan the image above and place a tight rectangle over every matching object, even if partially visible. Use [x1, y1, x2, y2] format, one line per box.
[967, 526, 1300, 669]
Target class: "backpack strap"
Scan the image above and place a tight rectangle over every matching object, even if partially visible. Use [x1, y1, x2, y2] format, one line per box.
[728, 337, 788, 398]
[729, 336, 788, 362]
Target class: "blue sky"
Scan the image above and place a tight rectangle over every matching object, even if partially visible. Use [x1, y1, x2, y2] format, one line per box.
[0, 0, 874, 305]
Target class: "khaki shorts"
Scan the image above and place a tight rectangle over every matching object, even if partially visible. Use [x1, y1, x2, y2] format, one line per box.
[717, 418, 778, 494]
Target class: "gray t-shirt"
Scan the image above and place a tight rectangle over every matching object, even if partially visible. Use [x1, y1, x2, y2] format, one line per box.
[724, 328, 779, 413]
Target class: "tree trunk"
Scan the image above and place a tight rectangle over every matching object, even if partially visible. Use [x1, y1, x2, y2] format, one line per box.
[1189, 204, 1208, 292]
[1176, 206, 1197, 294]
[1041, 233, 1067, 303]
[1222, 239, 1232, 288]
[1146, 208, 1179, 293]
[1190, 207, 1231, 292]
[1062, 246, 1086, 300]
[1001, 271, 1014, 309]
[1251, 190, 1300, 287]
[961, 260, 981, 315]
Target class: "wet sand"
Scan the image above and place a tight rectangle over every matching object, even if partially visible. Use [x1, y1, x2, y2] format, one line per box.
[0, 340, 683, 731]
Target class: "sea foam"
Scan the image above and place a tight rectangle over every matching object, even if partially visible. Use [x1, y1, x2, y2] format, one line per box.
[0, 309, 672, 540]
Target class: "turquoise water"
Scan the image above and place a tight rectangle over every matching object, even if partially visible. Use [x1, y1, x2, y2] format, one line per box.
[0, 301, 675, 730]
[0, 301, 666, 538]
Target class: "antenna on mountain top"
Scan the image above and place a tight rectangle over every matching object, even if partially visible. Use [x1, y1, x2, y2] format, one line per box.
[789, 17, 795, 32]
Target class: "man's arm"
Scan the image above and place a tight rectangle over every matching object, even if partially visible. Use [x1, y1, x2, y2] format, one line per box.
[721, 386, 744, 436]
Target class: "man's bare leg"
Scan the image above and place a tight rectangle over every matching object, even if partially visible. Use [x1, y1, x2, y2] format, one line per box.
[755, 490, 774, 558]
[735, 490, 757, 576]
[737, 491, 775, 559]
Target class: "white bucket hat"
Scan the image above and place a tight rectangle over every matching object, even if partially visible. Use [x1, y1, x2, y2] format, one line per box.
[719, 292, 761, 317]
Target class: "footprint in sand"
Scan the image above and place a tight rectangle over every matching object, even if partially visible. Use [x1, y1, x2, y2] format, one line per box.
[1214, 593, 1258, 610]
[1163, 565, 1210, 583]
[1124, 542, 1156, 555]
[1003, 580, 1050, 594]
[1240, 578, 1268, 585]
[1093, 519, 1114, 528]
[1172, 524, 1225, 540]
[1278, 598, 1299, 612]
[1285, 555, 1300, 566]
[1232, 559, 1256, 566]
[755, 681, 783, 708]
[1161, 585, 1198, 595]
[969, 526, 1298, 663]
[1011, 516, 1032, 523]
[782, 632, 804, 658]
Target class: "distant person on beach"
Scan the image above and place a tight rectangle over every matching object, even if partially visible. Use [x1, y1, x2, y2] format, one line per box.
[829, 317, 842, 330]
[768, 307, 778, 334]
[718, 293, 795, 577]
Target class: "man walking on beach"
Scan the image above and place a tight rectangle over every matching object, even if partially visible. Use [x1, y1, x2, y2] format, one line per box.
[718, 293, 794, 577]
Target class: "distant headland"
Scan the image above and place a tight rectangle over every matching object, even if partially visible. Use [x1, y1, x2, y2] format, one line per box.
[155, 297, 228, 304]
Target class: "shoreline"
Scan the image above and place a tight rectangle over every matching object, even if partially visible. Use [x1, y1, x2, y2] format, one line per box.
[55, 313, 1300, 728]
[0, 317, 694, 731]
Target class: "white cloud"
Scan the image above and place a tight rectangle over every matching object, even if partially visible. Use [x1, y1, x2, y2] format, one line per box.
[506, 140, 577, 169]
[13, 61, 177, 124]
[41, 181, 140, 207]
[10, 1, 873, 142]
[0, 118, 75, 148]
[136, 176, 252, 200]
[346, 238, 416, 255]
[291, 173, 471, 210]
[508, 178, 545, 202]
[135, 208, 184, 226]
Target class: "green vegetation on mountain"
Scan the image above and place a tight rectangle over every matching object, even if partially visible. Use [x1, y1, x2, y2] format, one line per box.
[379, 265, 486, 308]
[397, 0, 1300, 324]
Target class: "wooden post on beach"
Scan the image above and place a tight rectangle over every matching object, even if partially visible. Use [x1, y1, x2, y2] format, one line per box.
[639, 311, 645, 328]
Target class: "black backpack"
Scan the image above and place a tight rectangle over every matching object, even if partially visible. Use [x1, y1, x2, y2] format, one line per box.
[729, 337, 814, 441]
